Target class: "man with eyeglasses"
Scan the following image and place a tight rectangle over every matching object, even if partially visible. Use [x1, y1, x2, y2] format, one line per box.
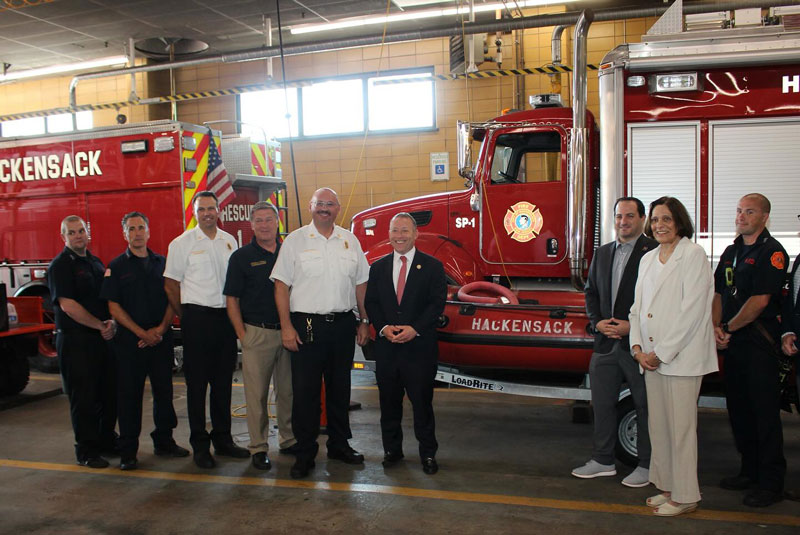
[271, 188, 370, 479]
[164, 191, 250, 469]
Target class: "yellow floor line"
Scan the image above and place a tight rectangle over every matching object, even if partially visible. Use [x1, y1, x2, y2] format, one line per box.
[0, 459, 797, 526]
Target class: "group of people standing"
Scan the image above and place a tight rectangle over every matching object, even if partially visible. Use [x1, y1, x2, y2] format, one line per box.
[574, 193, 793, 516]
[48, 187, 446, 480]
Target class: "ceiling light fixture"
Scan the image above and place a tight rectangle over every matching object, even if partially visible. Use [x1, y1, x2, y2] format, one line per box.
[291, 0, 578, 35]
[0, 55, 129, 83]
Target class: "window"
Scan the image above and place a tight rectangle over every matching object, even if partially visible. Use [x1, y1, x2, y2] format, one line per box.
[368, 72, 434, 131]
[239, 88, 298, 140]
[303, 79, 364, 136]
[1, 111, 93, 137]
[489, 132, 562, 184]
[238, 68, 435, 140]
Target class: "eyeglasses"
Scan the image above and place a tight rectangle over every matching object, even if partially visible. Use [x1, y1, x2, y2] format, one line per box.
[312, 201, 338, 208]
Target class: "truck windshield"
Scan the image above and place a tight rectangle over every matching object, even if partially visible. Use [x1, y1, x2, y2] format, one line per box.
[489, 131, 561, 184]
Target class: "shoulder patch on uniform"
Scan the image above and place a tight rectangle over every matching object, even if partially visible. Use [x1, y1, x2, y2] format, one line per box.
[104, 268, 111, 277]
[771, 251, 785, 270]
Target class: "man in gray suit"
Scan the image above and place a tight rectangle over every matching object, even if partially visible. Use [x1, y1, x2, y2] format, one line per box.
[572, 197, 657, 487]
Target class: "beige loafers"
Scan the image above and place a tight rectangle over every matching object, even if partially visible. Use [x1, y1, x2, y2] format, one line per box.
[653, 501, 697, 517]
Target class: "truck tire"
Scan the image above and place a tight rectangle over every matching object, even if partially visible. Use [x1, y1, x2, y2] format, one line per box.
[0, 342, 31, 397]
[615, 396, 639, 467]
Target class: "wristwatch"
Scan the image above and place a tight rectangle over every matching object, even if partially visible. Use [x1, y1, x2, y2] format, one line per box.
[360, 318, 370, 325]
[721, 322, 731, 334]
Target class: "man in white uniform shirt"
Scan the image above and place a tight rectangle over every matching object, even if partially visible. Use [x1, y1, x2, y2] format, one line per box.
[164, 191, 250, 469]
[271, 187, 370, 479]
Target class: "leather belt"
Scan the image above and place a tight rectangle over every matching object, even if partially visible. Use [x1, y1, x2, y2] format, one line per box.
[245, 321, 281, 330]
[293, 311, 352, 323]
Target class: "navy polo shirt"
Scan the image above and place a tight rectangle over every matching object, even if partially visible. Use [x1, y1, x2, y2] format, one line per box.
[48, 247, 109, 331]
[100, 248, 169, 344]
[223, 237, 281, 325]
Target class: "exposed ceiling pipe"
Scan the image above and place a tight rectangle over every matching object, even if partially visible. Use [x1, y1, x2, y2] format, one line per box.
[68, 0, 800, 108]
[551, 25, 567, 66]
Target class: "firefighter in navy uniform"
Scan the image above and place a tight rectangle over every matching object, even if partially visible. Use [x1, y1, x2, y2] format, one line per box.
[100, 212, 190, 470]
[713, 193, 788, 508]
[48, 215, 118, 468]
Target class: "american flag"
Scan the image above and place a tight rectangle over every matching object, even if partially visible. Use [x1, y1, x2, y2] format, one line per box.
[206, 134, 235, 208]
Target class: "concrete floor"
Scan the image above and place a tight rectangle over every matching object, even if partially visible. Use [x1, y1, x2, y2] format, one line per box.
[0, 370, 798, 535]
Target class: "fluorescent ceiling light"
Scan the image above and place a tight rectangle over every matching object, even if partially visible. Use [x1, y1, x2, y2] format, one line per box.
[291, 0, 577, 35]
[0, 55, 129, 82]
[392, 0, 453, 7]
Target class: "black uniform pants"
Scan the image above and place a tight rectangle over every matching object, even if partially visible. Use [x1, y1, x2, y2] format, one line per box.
[56, 329, 117, 460]
[115, 335, 177, 459]
[723, 334, 786, 493]
[181, 305, 237, 453]
[289, 313, 356, 461]
[376, 352, 438, 460]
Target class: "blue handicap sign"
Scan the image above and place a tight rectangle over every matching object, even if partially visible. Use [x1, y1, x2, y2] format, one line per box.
[435, 164, 445, 174]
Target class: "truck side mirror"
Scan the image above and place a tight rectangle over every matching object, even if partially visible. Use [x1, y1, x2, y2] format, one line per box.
[457, 121, 474, 181]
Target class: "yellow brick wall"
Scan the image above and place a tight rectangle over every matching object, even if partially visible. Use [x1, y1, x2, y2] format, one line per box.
[0, 9, 659, 231]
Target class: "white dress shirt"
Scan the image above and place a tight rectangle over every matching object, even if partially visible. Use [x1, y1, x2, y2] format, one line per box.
[392, 247, 415, 293]
[270, 223, 369, 314]
[163, 225, 237, 308]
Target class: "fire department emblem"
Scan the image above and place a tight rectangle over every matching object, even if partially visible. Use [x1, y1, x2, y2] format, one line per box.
[503, 201, 543, 243]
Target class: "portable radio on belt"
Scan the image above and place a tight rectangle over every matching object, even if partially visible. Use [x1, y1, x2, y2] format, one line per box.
[726, 253, 739, 296]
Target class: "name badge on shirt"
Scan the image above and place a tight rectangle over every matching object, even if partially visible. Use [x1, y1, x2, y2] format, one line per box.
[250, 260, 267, 267]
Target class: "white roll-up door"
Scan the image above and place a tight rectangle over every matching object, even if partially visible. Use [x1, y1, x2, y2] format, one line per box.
[710, 118, 800, 262]
[627, 122, 699, 229]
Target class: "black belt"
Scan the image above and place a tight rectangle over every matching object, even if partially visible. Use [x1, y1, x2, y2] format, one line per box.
[183, 303, 226, 314]
[292, 311, 352, 323]
[245, 321, 281, 330]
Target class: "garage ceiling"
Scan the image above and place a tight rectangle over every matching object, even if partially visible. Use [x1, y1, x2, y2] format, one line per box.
[0, 1, 710, 74]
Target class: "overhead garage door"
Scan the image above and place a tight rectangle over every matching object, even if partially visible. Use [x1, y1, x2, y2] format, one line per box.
[710, 118, 800, 263]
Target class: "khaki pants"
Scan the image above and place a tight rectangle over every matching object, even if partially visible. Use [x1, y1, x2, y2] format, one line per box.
[645, 372, 703, 504]
[242, 324, 295, 453]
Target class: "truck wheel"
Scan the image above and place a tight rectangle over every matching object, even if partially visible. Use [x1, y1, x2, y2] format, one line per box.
[0, 342, 31, 397]
[615, 396, 639, 467]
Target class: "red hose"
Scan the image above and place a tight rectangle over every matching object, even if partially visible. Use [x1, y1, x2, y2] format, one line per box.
[457, 281, 519, 305]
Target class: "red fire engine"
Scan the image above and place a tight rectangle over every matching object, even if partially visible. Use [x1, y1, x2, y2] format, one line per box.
[0, 120, 284, 393]
[351, 10, 800, 463]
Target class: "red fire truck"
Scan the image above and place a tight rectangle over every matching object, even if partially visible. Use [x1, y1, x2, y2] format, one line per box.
[0, 120, 285, 390]
[351, 11, 800, 462]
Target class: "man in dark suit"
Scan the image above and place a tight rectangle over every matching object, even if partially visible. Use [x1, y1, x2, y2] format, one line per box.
[572, 197, 657, 487]
[781, 229, 800, 413]
[365, 212, 447, 475]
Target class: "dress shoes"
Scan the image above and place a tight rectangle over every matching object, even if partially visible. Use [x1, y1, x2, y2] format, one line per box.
[77, 456, 109, 469]
[251, 452, 272, 471]
[422, 457, 438, 475]
[154, 443, 190, 458]
[279, 443, 302, 455]
[720, 474, 756, 491]
[290, 459, 316, 479]
[382, 451, 404, 468]
[743, 489, 783, 508]
[214, 443, 250, 459]
[327, 446, 364, 465]
[120, 458, 138, 471]
[193, 450, 216, 469]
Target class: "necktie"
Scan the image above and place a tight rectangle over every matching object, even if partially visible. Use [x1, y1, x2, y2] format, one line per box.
[397, 255, 407, 304]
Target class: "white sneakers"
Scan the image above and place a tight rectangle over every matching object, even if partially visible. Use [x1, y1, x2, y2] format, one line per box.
[571, 460, 617, 478]
[572, 460, 650, 488]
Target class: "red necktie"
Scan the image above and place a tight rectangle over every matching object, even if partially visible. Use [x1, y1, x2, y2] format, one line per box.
[396, 255, 407, 304]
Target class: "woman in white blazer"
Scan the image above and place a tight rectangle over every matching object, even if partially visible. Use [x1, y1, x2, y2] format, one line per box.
[629, 196, 719, 517]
